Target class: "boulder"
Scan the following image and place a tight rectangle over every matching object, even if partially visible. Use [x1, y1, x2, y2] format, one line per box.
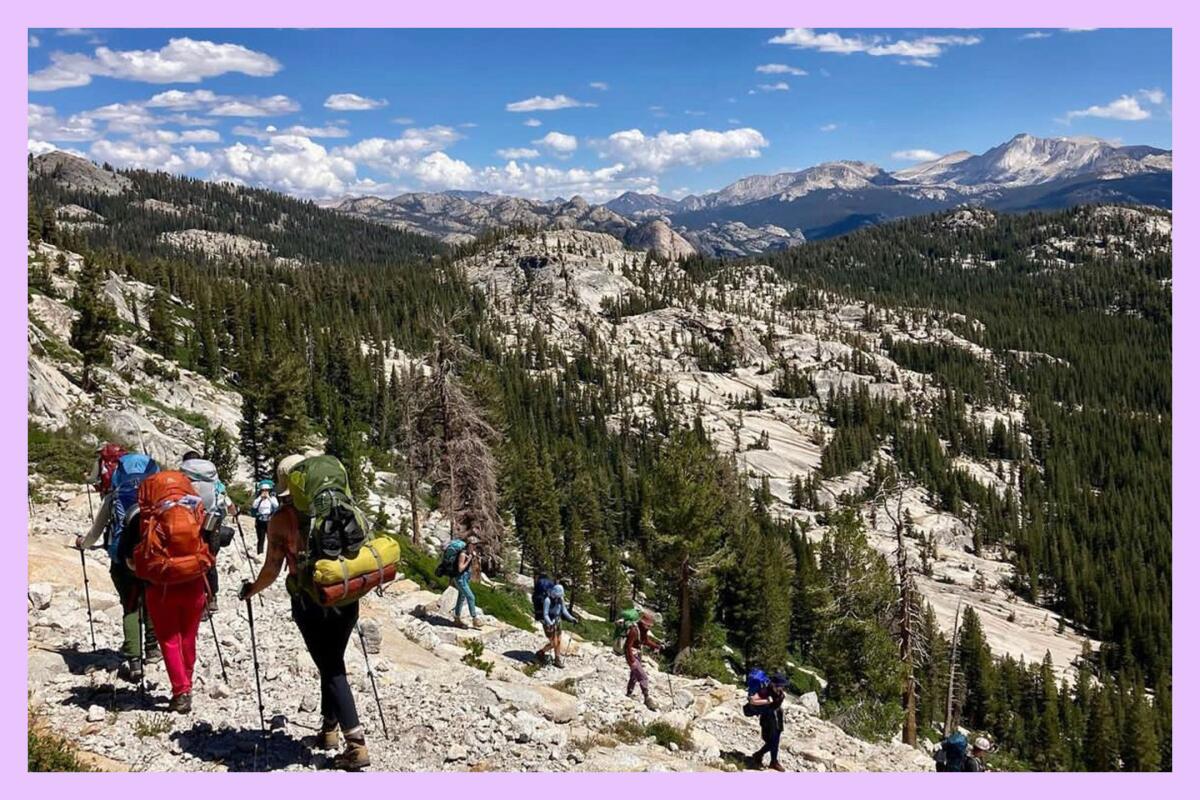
[28, 583, 53, 610]
[359, 619, 382, 654]
[797, 691, 821, 716]
[86, 704, 106, 723]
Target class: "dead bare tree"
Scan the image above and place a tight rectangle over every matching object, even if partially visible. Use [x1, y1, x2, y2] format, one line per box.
[877, 477, 928, 748]
[416, 319, 505, 574]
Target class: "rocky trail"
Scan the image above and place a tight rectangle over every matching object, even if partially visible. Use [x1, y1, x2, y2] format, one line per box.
[28, 488, 930, 773]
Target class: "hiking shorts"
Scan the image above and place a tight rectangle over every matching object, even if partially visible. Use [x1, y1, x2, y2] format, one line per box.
[543, 621, 561, 638]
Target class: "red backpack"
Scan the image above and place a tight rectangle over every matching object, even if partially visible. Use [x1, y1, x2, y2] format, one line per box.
[132, 471, 214, 586]
[96, 443, 128, 495]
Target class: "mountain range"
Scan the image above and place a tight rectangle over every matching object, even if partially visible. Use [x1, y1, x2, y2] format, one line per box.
[333, 133, 1171, 254]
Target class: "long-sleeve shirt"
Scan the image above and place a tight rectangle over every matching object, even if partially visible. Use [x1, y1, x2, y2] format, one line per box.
[251, 494, 279, 521]
[80, 493, 115, 549]
[541, 596, 576, 627]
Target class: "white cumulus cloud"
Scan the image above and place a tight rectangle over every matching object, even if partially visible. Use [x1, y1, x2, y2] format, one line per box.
[496, 147, 539, 159]
[333, 126, 464, 177]
[209, 95, 299, 117]
[589, 81, 609, 91]
[506, 94, 595, 112]
[1064, 93, 1154, 122]
[892, 149, 941, 162]
[598, 127, 768, 172]
[216, 135, 356, 197]
[29, 37, 281, 91]
[756, 64, 807, 76]
[324, 93, 388, 111]
[535, 131, 577, 156]
[768, 28, 980, 62]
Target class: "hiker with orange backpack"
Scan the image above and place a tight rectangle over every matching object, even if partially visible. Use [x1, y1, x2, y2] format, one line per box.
[76, 452, 161, 682]
[240, 454, 393, 771]
[118, 470, 214, 714]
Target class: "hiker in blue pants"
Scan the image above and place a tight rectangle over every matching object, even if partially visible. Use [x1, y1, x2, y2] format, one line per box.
[454, 535, 483, 629]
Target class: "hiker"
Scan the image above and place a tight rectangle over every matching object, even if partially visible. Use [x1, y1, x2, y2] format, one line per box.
[746, 671, 788, 771]
[75, 452, 160, 682]
[87, 443, 127, 547]
[453, 535, 483, 629]
[624, 610, 664, 710]
[239, 454, 371, 770]
[180, 451, 236, 616]
[251, 480, 279, 555]
[120, 470, 214, 714]
[535, 580, 576, 667]
[964, 737, 991, 772]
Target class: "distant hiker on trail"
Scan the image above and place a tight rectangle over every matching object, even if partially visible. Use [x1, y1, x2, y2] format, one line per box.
[745, 670, 788, 771]
[935, 731, 991, 772]
[76, 452, 160, 682]
[180, 451, 236, 617]
[120, 470, 214, 714]
[533, 578, 576, 667]
[624, 610, 664, 710]
[251, 480, 279, 555]
[438, 535, 483, 629]
[239, 454, 372, 770]
[964, 737, 991, 772]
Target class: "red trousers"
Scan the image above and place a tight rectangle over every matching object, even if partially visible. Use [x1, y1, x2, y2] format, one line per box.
[144, 577, 208, 698]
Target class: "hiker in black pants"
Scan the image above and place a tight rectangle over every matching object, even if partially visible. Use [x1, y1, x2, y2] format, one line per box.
[748, 672, 788, 771]
[239, 454, 369, 771]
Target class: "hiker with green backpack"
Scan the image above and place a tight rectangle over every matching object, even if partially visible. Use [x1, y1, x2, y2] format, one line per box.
[620, 609, 664, 711]
[437, 535, 483, 629]
[240, 454, 399, 771]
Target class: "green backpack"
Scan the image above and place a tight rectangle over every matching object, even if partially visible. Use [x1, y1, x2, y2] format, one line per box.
[285, 456, 371, 602]
[611, 608, 641, 655]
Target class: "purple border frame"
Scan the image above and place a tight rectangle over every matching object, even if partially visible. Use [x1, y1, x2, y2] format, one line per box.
[4, 2, 1190, 794]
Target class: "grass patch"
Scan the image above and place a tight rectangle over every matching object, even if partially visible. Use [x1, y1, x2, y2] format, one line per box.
[674, 646, 733, 681]
[605, 719, 647, 744]
[132, 713, 174, 739]
[28, 708, 94, 771]
[130, 388, 209, 430]
[396, 538, 535, 631]
[646, 720, 692, 750]
[521, 660, 545, 678]
[550, 677, 578, 696]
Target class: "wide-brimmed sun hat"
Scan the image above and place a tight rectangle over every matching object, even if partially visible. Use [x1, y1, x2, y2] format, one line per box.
[276, 454, 305, 495]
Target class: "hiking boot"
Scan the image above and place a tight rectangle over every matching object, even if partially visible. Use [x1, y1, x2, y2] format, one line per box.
[332, 738, 370, 771]
[144, 646, 162, 664]
[317, 722, 340, 750]
[769, 761, 786, 772]
[553, 656, 565, 668]
[454, 616, 468, 629]
[644, 697, 658, 711]
[120, 658, 144, 683]
[751, 752, 765, 770]
[472, 617, 484, 629]
[168, 692, 192, 714]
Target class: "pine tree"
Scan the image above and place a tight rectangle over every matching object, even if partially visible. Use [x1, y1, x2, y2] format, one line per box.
[1085, 680, 1121, 771]
[68, 258, 116, 393]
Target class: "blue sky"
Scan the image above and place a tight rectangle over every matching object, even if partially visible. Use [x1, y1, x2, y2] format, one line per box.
[28, 28, 1172, 202]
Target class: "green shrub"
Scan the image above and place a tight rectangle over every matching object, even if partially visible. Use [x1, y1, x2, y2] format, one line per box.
[646, 720, 692, 750]
[605, 719, 646, 744]
[461, 638, 494, 677]
[674, 646, 733, 681]
[28, 421, 97, 484]
[825, 696, 904, 743]
[28, 709, 93, 771]
[786, 664, 824, 696]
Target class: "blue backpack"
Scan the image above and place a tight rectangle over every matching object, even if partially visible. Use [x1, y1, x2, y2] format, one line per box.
[107, 454, 159, 560]
[747, 668, 769, 698]
[935, 732, 969, 772]
[531, 576, 555, 619]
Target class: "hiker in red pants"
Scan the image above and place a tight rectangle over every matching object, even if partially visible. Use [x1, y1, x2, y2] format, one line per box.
[121, 471, 214, 714]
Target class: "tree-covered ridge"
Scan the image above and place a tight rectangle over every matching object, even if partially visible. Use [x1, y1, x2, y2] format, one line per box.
[29, 159, 1171, 771]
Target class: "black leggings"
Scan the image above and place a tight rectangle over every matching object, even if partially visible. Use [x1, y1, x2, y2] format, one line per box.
[255, 519, 269, 555]
[291, 594, 361, 733]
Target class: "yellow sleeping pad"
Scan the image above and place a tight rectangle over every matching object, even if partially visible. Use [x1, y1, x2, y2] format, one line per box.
[311, 536, 401, 586]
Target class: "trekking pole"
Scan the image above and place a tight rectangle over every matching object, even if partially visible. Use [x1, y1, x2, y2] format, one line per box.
[208, 612, 229, 683]
[356, 623, 390, 740]
[245, 589, 266, 731]
[85, 483, 95, 523]
[233, 514, 263, 608]
[78, 547, 97, 651]
[137, 600, 147, 701]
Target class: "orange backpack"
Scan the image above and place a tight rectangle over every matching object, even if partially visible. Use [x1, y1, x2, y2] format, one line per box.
[132, 471, 214, 586]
